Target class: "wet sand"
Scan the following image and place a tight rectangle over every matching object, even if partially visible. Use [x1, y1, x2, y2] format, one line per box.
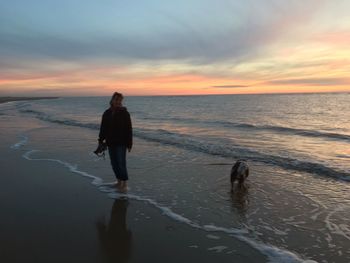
[3, 98, 348, 262]
[0, 115, 267, 263]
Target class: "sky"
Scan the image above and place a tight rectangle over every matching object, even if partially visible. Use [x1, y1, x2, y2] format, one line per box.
[0, 0, 349, 96]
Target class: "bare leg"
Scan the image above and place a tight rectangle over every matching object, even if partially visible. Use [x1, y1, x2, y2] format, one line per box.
[119, 181, 128, 193]
[231, 175, 236, 192]
[114, 180, 121, 188]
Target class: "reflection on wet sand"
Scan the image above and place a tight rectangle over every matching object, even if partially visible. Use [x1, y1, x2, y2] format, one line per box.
[230, 185, 250, 220]
[96, 199, 132, 263]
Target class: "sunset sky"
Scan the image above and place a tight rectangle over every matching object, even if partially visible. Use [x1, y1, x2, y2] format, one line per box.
[0, 0, 349, 96]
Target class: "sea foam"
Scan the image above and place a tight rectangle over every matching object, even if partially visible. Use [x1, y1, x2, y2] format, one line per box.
[10, 135, 28, 149]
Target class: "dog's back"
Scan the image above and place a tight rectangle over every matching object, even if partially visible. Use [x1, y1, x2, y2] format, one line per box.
[230, 160, 249, 190]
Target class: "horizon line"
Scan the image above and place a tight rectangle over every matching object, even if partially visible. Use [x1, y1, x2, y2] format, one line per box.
[1, 90, 349, 98]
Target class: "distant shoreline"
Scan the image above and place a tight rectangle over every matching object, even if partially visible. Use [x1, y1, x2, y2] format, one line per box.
[0, 92, 348, 102]
[0, 97, 59, 104]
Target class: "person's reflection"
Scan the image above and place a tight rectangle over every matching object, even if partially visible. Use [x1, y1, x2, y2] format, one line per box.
[96, 198, 132, 263]
[230, 184, 250, 220]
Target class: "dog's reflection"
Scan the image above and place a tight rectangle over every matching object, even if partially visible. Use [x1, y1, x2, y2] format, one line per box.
[96, 199, 132, 263]
[230, 184, 250, 219]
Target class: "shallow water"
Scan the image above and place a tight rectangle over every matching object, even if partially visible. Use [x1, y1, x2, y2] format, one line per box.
[15, 94, 350, 180]
[1, 94, 350, 263]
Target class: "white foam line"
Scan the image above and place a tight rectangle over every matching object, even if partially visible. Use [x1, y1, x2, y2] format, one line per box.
[11, 135, 28, 149]
[21, 149, 316, 263]
[235, 235, 318, 263]
[23, 150, 102, 186]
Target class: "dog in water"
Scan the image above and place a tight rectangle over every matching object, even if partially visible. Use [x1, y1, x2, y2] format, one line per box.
[230, 160, 249, 191]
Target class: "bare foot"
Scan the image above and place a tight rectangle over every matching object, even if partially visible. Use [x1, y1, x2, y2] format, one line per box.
[112, 182, 121, 188]
[118, 186, 128, 193]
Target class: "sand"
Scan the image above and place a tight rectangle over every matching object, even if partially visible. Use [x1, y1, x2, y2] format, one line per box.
[2, 96, 349, 263]
[0, 109, 267, 262]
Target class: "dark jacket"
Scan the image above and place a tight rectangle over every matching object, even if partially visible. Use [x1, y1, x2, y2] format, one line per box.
[99, 107, 133, 149]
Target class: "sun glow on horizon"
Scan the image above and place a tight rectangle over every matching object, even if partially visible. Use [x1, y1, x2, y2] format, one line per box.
[0, 1, 349, 96]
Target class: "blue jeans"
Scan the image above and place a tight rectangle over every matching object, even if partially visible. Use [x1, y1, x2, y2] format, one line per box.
[108, 145, 128, 181]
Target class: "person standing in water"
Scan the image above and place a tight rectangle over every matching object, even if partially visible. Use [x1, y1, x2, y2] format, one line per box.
[98, 92, 133, 192]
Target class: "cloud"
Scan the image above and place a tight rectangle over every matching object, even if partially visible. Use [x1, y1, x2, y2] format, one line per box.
[267, 78, 350, 86]
[4, 1, 349, 95]
[0, 84, 106, 96]
[0, 1, 326, 66]
[211, 85, 249, 88]
[311, 30, 350, 46]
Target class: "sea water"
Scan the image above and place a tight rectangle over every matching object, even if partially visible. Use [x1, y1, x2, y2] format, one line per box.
[2, 93, 350, 263]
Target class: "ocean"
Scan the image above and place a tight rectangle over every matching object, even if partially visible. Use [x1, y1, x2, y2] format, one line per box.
[2, 93, 350, 262]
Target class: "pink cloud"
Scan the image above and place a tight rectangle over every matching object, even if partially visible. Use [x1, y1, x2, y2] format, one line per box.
[312, 30, 350, 46]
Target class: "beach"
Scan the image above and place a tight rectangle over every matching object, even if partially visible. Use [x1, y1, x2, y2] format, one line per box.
[0, 100, 266, 263]
[1, 141, 266, 263]
[1, 95, 349, 263]
[2, 0, 350, 261]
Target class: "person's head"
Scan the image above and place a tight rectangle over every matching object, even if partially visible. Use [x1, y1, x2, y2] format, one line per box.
[110, 92, 124, 108]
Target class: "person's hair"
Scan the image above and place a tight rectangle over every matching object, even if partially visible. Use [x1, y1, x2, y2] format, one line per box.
[109, 92, 124, 106]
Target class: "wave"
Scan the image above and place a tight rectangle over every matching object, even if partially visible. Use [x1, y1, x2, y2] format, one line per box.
[19, 108, 350, 182]
[20, 108, 350, 143]
[134, 128, 350, 182]
[137, 115, 350, 142]
[19, 109, 100, 129]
